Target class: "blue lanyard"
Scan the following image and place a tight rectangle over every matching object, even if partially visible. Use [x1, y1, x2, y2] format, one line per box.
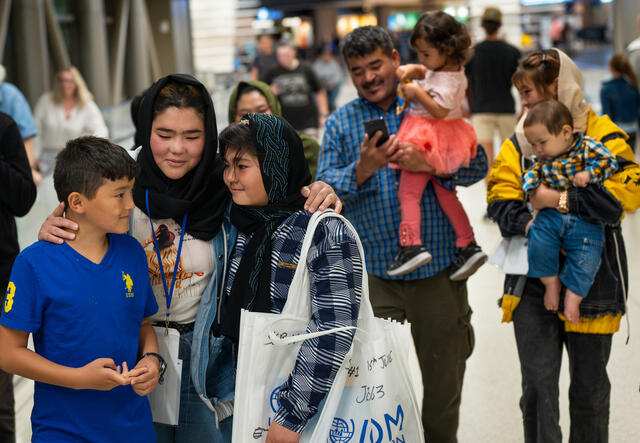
[145, 189, 188, 326]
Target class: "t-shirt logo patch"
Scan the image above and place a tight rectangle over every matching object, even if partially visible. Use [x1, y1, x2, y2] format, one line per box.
[122, 272, 134, 298]
[4, 282, 15, 313]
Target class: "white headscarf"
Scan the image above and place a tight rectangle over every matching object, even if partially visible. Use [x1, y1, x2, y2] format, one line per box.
[515, 49, 592, 159]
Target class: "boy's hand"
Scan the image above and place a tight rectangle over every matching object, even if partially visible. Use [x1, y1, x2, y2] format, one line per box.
[573, 171, 591, 187]
[128, 357, 159, 396]
[395, 64, 426, 82]
[75, 358, 132, 391]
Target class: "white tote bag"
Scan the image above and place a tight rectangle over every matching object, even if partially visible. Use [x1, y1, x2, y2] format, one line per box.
[232, 210, 424, 442]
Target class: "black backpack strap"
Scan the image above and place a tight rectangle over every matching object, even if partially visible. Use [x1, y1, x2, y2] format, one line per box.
[509, 134, 532, 171]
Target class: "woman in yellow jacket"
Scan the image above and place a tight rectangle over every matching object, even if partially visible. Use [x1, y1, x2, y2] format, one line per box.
[487, 49, 640, 443]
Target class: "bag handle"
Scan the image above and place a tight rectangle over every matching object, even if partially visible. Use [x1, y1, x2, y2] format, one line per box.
[267, 321, 359, 346]
[279, 210, 374, 319]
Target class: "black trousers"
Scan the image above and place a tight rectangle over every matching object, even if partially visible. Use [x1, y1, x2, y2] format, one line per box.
[513, 292, 612, 443]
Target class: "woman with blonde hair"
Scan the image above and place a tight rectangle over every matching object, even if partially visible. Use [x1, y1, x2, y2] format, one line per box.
[34, 66, 108, 173]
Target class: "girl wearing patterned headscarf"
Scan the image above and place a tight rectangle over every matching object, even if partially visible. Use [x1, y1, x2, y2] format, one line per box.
[217, 113, 362, 440]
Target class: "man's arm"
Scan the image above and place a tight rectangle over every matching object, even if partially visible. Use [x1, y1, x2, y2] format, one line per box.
[0, 119, 36, 215]
[316, 89, 329, 127]
[450, 144, 489, 187]
[250, 66, 259, 81]
[22, 137, 41, 187]
[0, 325, 135, 390]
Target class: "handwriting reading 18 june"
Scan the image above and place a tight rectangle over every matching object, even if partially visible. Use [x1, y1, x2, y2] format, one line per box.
[366, 350, 393, 372]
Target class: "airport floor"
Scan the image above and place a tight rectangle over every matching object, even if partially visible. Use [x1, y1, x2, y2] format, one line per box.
[12, 66, 640, 442]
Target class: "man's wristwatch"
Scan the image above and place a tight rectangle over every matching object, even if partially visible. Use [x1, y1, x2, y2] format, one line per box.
[141, 352, 167, 384]
[557, 190, 569, 214]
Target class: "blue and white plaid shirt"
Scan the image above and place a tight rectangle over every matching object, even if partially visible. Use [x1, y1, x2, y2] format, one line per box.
[317, 95, 488, 279]
[522, 134, 618, 193]
[225, 211, 362, 433]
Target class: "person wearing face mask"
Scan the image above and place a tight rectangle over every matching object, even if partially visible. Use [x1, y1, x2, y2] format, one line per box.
[227, 80, 319, 178]
[487, 49, 640, 442]
[34, 67, 108, 174]
[36, 74, 342, 443]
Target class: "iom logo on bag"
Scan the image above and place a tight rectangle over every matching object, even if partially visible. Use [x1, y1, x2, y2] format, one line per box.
[329, 418, 355, 442]
[270, 386, 282, 413]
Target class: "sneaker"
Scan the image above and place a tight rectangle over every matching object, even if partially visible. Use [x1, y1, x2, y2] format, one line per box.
[449, 243, 488, 281]
[387, 246, 432, 276]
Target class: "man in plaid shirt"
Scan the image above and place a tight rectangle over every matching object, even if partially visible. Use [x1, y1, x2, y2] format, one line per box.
[316, 26, 487, 443]
[522, 100, 618, 324]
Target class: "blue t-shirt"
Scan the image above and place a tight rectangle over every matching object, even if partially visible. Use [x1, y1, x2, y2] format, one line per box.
[1, 234, 158, 443]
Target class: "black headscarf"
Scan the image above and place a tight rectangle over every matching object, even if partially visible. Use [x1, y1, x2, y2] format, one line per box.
[219, 113, 311, 342]
[131, 74, 228, 240]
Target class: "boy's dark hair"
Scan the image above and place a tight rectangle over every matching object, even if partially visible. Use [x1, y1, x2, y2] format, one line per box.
[341, 26, 394, 61]
[410, 11, 472, 67]
[53, 136, 140, 204]
[523, 100, 574, 134]
[219, 120, 258, 159]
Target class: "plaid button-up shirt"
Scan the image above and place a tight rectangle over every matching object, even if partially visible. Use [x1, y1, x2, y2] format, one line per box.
[317, 95, 488, 279]
[522, 134, 618, 193]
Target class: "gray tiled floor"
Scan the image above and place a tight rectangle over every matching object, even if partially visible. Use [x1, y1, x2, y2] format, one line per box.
[13, 68, 640, 442]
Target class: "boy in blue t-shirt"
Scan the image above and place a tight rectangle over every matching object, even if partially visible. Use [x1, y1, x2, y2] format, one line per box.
[0, 136, 161, 442]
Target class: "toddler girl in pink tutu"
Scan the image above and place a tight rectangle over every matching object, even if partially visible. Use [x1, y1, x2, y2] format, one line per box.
[387, 11, 487, 279]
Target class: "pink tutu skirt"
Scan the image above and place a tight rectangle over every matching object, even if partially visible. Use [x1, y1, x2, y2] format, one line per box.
[396, 113, 477, 175]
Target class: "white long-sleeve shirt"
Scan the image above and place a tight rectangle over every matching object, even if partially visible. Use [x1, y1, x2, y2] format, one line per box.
[34, 93, 108, 153]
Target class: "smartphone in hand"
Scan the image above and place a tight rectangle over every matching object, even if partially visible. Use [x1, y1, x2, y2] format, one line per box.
[363, 117, 390, 147]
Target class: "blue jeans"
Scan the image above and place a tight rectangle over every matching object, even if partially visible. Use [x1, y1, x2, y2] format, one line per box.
[154, 331, 232, 443]
[527, 209, 604, 297]
[513, 292, 612, 443]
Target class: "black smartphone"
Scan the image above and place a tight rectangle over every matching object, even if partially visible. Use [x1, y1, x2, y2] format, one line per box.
[363, 117, 390, 147]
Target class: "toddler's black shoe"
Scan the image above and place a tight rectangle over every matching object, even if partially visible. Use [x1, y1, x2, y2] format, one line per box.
[449, 243, 488, 281]
[387, 246, 432, 276]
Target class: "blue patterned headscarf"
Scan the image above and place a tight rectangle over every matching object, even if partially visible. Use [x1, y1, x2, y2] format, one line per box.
[219, 113, 311, 341]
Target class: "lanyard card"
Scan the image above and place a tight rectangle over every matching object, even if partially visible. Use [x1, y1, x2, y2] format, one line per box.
[148, 326, 182, 425]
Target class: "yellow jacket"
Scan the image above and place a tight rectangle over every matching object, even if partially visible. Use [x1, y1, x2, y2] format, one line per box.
[488, 110, 640, 333]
